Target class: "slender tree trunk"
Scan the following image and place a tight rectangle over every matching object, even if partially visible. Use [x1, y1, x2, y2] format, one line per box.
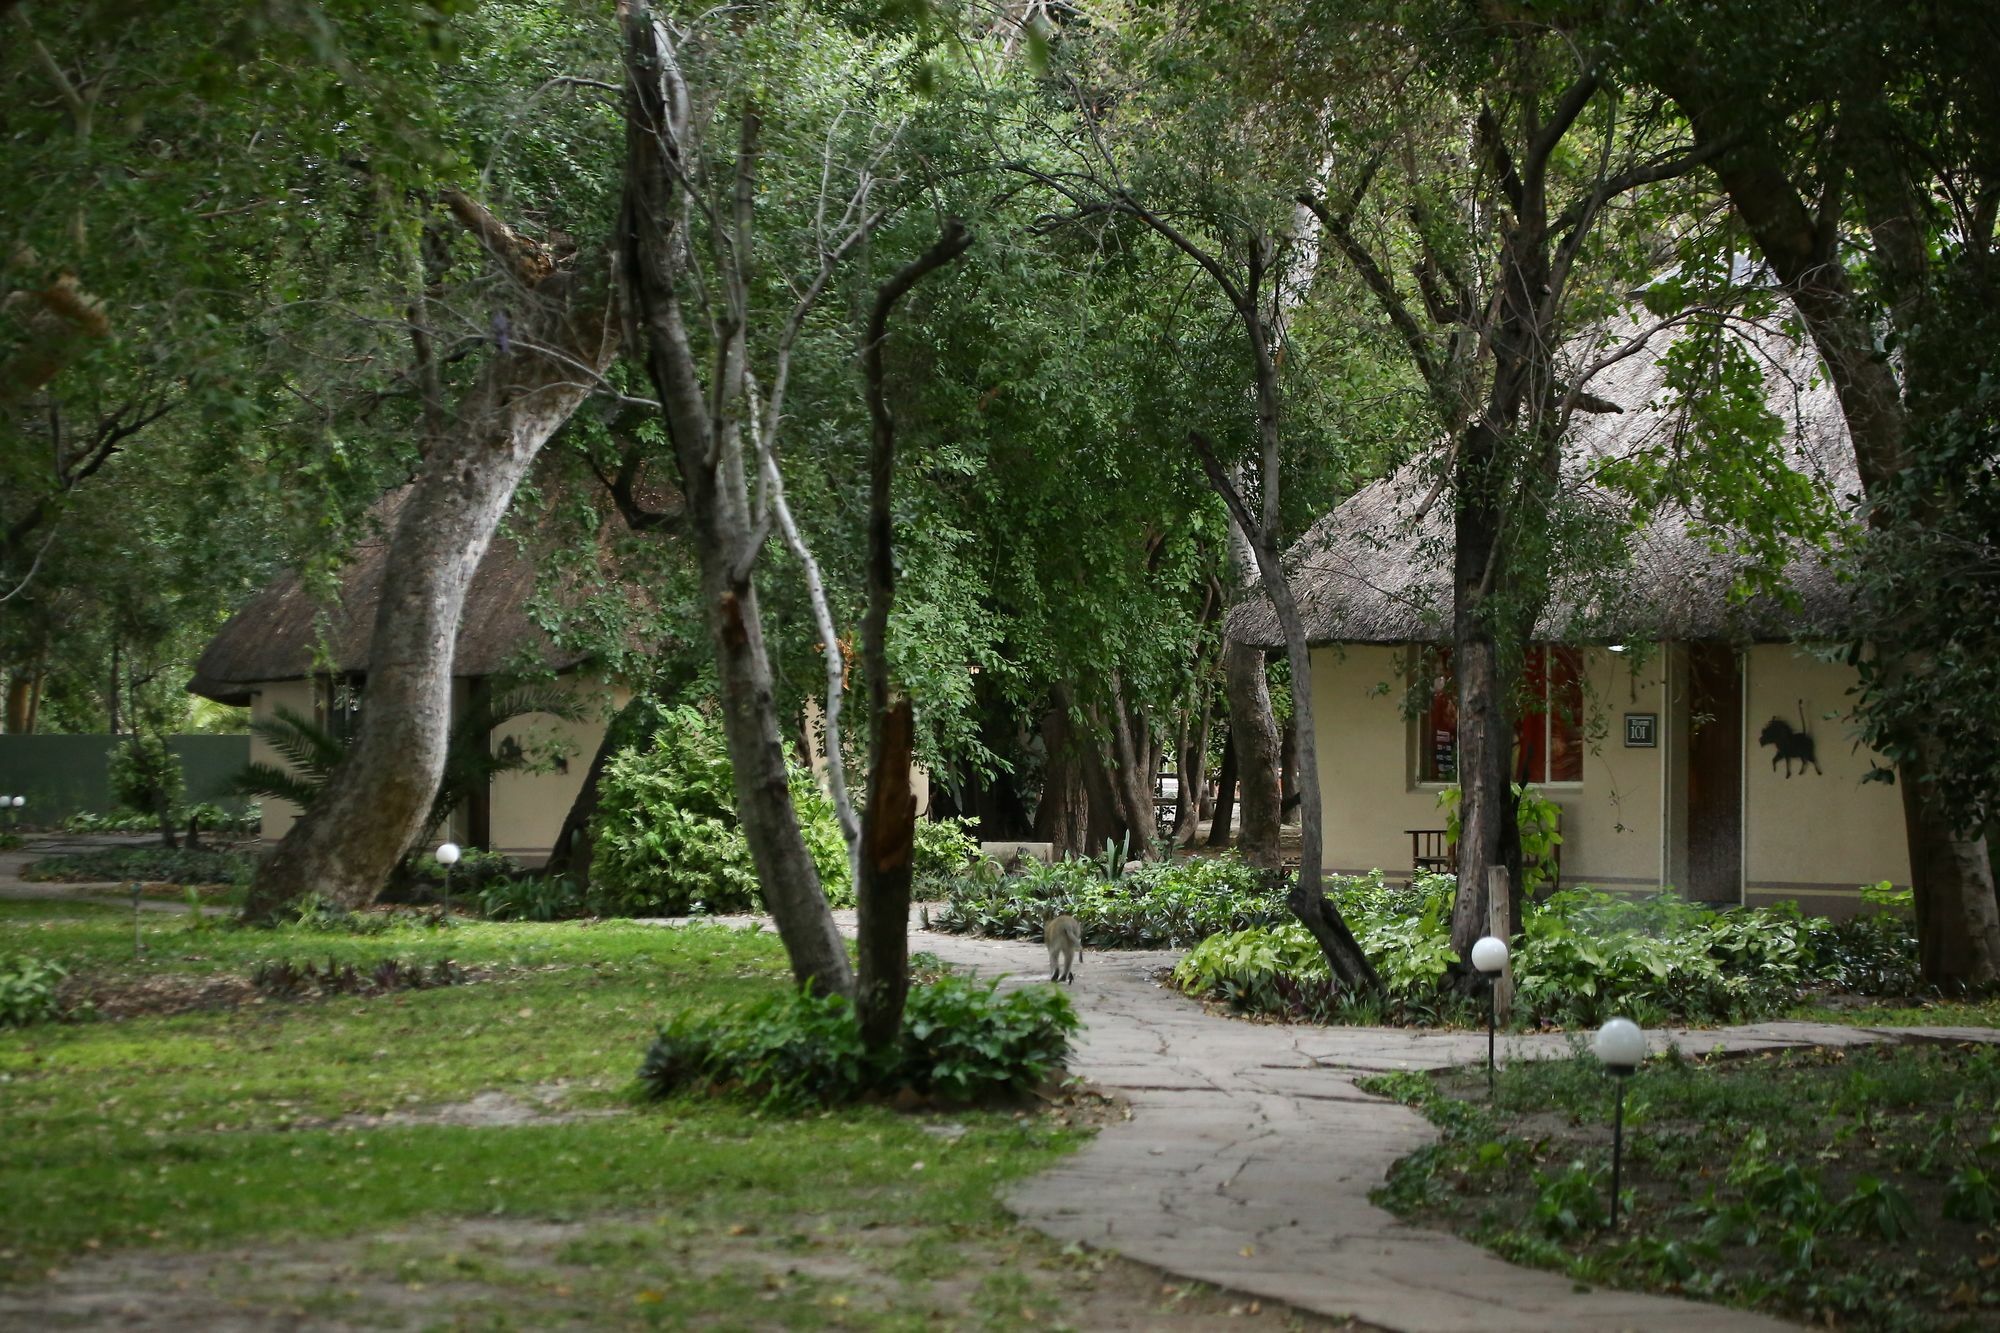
[543, 724, 622, 890]
[1174, 699, 1210, 846]
[4, 675, 29, 733]
[619, 8, 853, 995]
[243, 256, 615, 921]
[1208, 731, 1238, 847]
[854, 221, 971, 1051]
[1279, 713, 1300, 823]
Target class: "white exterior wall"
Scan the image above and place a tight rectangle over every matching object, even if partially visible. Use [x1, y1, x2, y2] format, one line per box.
[487, 679, 625, 858]
[1310, 641, 1910, 916]
[1743, 644, 1910, 911]
[248, 680, 318, 842]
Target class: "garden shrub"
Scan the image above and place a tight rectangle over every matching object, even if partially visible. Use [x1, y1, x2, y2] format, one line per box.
[1172, 878, 1921, 1028]
[636, 974, 1079, 1108]
[929, 853, 1288, 948]
[588, 706, 849, 916]
[912, 816, 981, 881]
[0, 955, 68, 1027]
[107, 734, 184, 820]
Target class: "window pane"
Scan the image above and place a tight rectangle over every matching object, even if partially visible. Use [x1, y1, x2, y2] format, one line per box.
[1547, 648, 1583, 782]
[1514, 647, 1548, 784]
[1422, 650, 1457, 782]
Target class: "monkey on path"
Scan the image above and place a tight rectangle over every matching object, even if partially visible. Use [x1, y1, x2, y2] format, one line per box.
[1044, 914, 1081, 985]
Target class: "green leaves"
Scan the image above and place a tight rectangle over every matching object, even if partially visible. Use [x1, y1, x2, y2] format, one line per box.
[635, 972, 1078, 1109]
[588, 705, 849, 916]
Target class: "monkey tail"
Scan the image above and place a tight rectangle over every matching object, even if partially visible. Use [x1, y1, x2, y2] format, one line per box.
[1797, 698, 1808, 735]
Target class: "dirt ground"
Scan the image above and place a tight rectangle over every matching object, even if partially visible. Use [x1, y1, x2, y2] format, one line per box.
[0, 1213, 1372, 1331]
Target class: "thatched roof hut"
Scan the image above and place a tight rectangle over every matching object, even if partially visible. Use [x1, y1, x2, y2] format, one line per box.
[1230, 316, 1859, 648]
[189, 486, 616, 704]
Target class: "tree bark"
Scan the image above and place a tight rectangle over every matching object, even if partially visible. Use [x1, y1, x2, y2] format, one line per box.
[1034, 704, 1091, 859]
[1279, 713, 1300, 824]
[1221, 634, 1282, 865]
[854, 220, 972, 1052]
[1208, 724, 1239, 847]
[1195, 433, 1381, 995]
[1174, 696, 1210, 845]
[1655, 71, 2000, 987]
[243, 229, 614, 922]
[619, 4, 854, 995]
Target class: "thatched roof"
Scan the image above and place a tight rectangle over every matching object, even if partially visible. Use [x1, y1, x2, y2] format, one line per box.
[1231, 314, 1859, 648]
[190, 486, 620, 704]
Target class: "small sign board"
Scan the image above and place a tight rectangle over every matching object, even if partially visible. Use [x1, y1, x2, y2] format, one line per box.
[1624, 713, 1658, 748]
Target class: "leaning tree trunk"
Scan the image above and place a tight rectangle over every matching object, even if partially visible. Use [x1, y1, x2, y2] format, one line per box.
[1661, 89, 2000, 988]
[243, 246, 615, 922]
[619, 4, 853, 995]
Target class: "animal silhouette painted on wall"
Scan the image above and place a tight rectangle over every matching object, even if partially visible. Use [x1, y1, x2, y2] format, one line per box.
[1759, 701, 1823, 778]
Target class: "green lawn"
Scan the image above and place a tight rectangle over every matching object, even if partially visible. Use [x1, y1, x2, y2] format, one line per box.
[0, 904, 1106, 1328]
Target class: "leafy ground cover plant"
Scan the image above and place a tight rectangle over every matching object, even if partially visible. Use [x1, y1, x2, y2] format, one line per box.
[588, 705, 850, 915]
[1368, 1043, 2000, 1330]
[60, 804, 259, 836]
[638, 972, 1080, 1108]
[928, 853, 1291, 948]
[0, 955, 67, 1026]
[1170, 877, 1920, 1028]
[21, 846, 252, 887]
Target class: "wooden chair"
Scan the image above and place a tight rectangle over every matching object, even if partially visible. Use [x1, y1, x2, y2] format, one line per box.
[1408, 828, 1455, 876]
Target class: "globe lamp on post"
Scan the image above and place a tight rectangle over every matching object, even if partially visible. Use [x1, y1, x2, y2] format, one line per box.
[1593, 1017, 1647, 1227]
[436, 841, 461, 913]
[1471, 934, 1509, 1095]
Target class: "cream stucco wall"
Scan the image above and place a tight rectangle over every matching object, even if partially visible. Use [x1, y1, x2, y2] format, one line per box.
[486, 678, 626, 858]
[1310, 645, 1667, 886]
[1743, 645, 1910, 910]
[1310, 640, 1912, 916]
[248, 679, 318, 843]
[248, 675, 625, 858]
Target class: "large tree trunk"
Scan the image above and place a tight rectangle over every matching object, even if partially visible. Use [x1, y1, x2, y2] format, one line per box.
[1656, 76, 2000, 987]
[1221, 635, 1282, 866]
[1174, 697, 1210, 846]
[1034, 704, 1091, 859]
[243, 242, 615, 922]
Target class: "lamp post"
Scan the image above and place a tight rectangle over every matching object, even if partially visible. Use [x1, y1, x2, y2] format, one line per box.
[1593, 1016, 1647, 1227]
[1471, 934, 1509, 1095]
[436, 841, 461, 913]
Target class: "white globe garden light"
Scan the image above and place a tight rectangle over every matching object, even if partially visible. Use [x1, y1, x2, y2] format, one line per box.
[435, 842, 462, 866]
[12, 795, 25, 808]
[1594, 1017, 1648, 1228]
[1593, 1016, 1647, 1071]
[1471, 935, 1509, 974]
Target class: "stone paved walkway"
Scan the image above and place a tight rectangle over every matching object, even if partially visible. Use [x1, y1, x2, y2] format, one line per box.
[893, 922, 1999, 1333]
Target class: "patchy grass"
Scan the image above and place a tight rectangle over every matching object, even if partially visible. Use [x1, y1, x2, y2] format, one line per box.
[1367, 1042, 2000, 1331]
[0, 907, 1124, 1328]
[1788, 995, 2000, 1029]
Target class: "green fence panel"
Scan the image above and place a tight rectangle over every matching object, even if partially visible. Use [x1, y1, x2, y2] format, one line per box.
[0, 735, 250, 821]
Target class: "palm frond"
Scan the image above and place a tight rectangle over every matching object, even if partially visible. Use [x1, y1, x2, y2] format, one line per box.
[230, 761, 323, 811]
[248, 705, 347, 778]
